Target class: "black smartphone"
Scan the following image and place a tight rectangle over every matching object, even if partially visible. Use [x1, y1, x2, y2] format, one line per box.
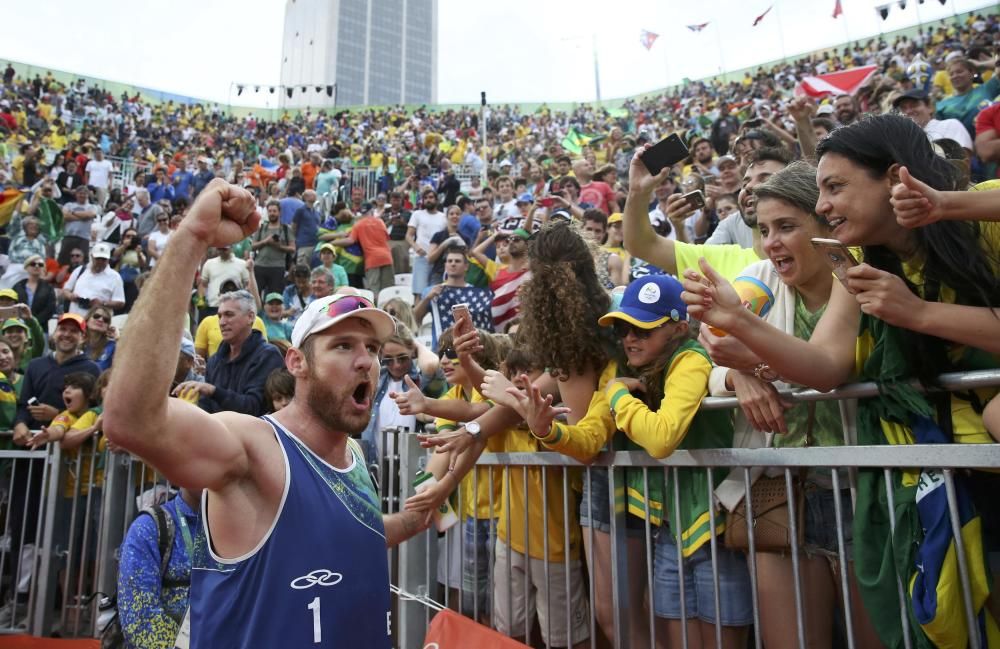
[640, 134, 689, 177]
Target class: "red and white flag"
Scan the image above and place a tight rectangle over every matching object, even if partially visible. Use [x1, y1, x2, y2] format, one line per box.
[753, 5, 773, 26]
[639, 29, 659, 49]
[686, 22, 710, 32]
[832, 0, 843, 18]
[795, 65, 878, 98]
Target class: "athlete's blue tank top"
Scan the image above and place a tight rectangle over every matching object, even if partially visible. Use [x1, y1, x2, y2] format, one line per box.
[190, 416, 390, 648]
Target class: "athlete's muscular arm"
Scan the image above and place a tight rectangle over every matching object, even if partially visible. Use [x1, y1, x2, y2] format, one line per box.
[104, 180, 263, 491]
[383, 510, 432, 548]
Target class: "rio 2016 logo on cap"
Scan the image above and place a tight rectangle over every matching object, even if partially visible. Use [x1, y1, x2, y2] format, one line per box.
[638, 282, 661, 304]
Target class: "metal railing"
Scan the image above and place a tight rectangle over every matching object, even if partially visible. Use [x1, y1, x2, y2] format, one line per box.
[345, 164, 482, 203]
[2, 369, 997, 649]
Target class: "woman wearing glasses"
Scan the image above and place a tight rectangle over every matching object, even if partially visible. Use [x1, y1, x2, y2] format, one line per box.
[359, 320, 444, 464]
[14, 254, 57, 327]
[82, 304, 117, 371]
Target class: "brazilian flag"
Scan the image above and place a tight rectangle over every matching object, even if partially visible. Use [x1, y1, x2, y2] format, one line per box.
[910, 417, 1000, 649]
[317, 223, 363, 275]
[853, 316, 1000, 648]
[561, 128, 600, 155]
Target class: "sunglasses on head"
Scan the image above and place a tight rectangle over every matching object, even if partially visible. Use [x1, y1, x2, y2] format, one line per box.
[612, 320, 664, 340]
[324, 295, 375, 319]
[439, 347, 458, 360]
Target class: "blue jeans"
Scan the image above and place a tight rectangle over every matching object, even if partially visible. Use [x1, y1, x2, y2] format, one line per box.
[461, 518, 496, 615]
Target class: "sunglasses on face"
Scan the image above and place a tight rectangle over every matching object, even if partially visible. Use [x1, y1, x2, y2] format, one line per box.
[612, 320, 663, 340]
[27, 261, 45, 268]
[90, 313, 111, 323]
[439, 347, 458, 360]
[381, 354, 412, 367]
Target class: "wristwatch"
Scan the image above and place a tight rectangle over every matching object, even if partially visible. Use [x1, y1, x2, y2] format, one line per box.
[465, 421, 481, 438]
[752, 362, 780, 382]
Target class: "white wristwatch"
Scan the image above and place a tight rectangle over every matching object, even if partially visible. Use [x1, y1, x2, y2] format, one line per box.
[465, 421, 482, 438]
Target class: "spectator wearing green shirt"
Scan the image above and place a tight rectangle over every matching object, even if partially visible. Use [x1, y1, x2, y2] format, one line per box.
[935, 56, 1000, 137]
[260, 292, 292, 345]
[313, 243, 349, 289]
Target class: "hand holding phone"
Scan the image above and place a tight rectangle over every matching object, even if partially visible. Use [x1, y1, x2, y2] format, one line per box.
[451, 303, 472, 336]
[639, 134, 689, 177]
[683, 190, 706, 210]
[811, 238, 859, 288]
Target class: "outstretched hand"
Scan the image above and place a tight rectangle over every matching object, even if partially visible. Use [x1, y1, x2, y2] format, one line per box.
[680, 258, 743, 331]
[506, 375, 571, 439]
[891, 166, 944, 229]
[180, 179, 260, 249]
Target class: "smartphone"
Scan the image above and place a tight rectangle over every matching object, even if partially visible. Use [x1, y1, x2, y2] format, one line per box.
[451, 302, 471, 328]
[0, 306, 17, 320]
[743, 118, 764, 129]
[811, 238, 859, 286]
[27, 397, 39, 407]
[538, 196, 556, 208]
[640, 133, 689, 176]
[683, 190, 706, 209]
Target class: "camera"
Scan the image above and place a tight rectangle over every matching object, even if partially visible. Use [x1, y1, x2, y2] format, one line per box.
[77, 297, 92, 309]
[271, 234, 280, 241]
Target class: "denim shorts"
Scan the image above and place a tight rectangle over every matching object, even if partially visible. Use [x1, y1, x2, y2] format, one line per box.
[652, 526, 754, 626]
[803, 486, 854, 558]
[461, 517, 496, 615]
[579, 468, 648, 537]
[579, 468, 611, 532]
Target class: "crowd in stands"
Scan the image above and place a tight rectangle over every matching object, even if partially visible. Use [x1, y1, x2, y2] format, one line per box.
[0, 10, 998, 648]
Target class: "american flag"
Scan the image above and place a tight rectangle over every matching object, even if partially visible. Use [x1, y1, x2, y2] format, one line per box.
[639, 29, 659, 50]
[429, 286, 495, 346]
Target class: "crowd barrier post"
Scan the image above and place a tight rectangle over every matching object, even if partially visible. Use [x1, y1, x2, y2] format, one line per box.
[607, 462, 632, 648]
[395, 431, 433, 649]
[26, 444, 61, 637]
[92, 452, 133, 625]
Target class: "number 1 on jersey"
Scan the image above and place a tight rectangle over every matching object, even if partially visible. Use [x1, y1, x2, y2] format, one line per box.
[308, 596, 321, 643]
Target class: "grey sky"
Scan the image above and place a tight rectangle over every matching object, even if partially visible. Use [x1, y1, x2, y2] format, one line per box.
[0, 0, 993, 109]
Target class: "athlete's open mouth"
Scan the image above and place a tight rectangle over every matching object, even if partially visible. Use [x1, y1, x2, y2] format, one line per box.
[352, 381, 370, 407]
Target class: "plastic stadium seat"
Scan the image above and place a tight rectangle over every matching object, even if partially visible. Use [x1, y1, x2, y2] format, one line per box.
[377, 286, 413, 308]
[394, 273, 413, 287]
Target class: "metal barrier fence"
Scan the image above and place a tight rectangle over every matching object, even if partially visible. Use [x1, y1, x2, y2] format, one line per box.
[385, 369, 1000, 649]
[346, 165, 482, 203]
[2, 369, 998, 648]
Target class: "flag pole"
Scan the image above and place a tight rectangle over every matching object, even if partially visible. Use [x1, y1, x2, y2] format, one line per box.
[713, 21, 727, 76]
[592, 33, 602, 103]
[773, 2, 788, 63]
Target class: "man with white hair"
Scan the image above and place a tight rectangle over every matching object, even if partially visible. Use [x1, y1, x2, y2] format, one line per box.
[135, 188, 165, 239]
[174, 289, 284, 416]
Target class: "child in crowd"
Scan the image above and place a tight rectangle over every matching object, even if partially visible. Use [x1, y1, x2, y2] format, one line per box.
[29, 372, 96, 449]
[265, 368, 294, 413]
[492, 344, 590, 648]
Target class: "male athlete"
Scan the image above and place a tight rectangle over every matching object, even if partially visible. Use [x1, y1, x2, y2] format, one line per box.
[105, 179, 429, 648]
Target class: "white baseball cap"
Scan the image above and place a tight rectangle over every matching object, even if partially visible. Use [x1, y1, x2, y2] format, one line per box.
[92, 242, 113, 259]
[290, 293, 395, 348]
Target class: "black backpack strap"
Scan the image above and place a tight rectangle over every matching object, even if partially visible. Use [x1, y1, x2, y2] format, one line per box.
[141, 505, 175, 578]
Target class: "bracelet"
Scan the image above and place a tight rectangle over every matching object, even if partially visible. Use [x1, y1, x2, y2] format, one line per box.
[752, 362, 780, 383]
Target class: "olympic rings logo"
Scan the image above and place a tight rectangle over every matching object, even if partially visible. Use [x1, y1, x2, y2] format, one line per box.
[289, 568, 344, 590]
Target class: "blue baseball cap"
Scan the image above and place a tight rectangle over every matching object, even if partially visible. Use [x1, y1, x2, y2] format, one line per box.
[179, 336, 196, 358]
[516, 192, 533, 204]
[598, 275, 688, 329]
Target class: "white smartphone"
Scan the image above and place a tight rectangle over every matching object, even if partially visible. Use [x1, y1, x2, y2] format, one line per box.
[811, 238, 859, 287]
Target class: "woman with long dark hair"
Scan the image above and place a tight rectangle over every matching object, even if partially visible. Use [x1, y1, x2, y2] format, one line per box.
[682, 113, 1000, 649]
